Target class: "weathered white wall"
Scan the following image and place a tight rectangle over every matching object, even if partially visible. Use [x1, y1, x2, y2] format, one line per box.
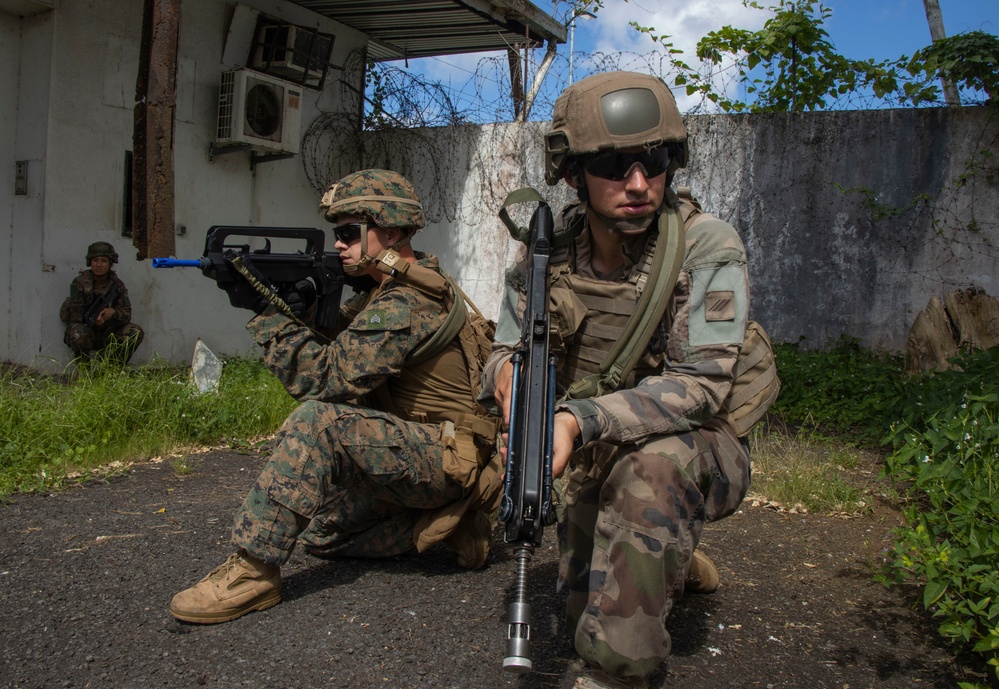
[3, 0, 997, 369]
[3, 6, 53, 366]
[0, 11, 19, 361]
[2, 0, 369, 370]
[678, 108, 999, 350]
[408, 109, 999, 352]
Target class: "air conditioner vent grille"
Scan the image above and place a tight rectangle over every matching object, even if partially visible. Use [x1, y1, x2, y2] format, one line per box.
[214, 69, 301, 155]
[217, 71, 236, 141]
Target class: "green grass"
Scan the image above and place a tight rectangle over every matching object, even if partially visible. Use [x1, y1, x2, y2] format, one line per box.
[748, 420, 871, 515]
[0, 354, 296, 496]
[772, 335, 906, 445]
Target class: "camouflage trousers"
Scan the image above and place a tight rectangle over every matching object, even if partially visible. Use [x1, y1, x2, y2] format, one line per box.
[232, 400, 464, 566]
[64, 322, 143, 363]
[561, 420, 750, 681]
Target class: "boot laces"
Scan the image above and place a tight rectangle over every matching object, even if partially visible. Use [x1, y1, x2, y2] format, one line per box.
[208, 553, 245, 583]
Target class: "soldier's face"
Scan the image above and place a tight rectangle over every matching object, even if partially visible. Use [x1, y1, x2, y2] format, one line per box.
[90, 256, 111, 277]
[573, 148, 666, 233]
[333, 215, 398, 275]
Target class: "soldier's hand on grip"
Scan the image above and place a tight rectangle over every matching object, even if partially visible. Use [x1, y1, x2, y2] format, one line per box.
[278, 279, 317, 318]
[219, 280, 269, 314]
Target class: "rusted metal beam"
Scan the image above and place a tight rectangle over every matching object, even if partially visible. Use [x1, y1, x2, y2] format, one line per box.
[132, 0, 180, 260]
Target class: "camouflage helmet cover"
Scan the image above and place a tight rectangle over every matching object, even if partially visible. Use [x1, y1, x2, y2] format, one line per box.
[544, 71, 689, 186]
[319, 169, 425, 232]
[86, 241, 119, 264]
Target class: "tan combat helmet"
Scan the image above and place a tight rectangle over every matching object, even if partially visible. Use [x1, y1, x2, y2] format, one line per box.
[544, 71, 688, 187]
[86, 241, 119, 265]
[318, 169, 425, 275]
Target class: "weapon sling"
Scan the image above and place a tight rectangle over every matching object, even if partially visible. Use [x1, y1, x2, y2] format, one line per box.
[562, 203, 686, 400]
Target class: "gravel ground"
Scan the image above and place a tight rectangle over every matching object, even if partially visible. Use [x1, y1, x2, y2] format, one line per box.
[0, 448, 980, 689]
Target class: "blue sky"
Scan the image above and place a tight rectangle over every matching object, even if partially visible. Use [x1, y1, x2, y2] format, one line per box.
[572, 0, 999, 64]
[385, 0, 999, 119]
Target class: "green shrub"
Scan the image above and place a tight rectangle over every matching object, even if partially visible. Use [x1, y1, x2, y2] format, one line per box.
[881, 347, 999, 686]
[772, 335, 905, 444]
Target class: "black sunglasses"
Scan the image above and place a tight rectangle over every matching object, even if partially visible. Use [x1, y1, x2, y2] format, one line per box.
[582, 147, 671, 181]
[333, 222, 365, 245]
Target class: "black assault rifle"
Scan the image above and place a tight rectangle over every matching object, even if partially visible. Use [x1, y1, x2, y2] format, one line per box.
[83, 283, 119, 326]
[152, 226, 351, 332]
[498, 201, 558, 673]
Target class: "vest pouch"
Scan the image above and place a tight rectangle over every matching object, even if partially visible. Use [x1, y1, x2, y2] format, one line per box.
[548, 282, 588, 353]
[412, 423, 504, 555]
[719, 320, 781, 437]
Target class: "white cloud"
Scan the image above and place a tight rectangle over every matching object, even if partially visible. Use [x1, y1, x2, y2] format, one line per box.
[590, 0, 764, 57]
[580, 0, 769, 111]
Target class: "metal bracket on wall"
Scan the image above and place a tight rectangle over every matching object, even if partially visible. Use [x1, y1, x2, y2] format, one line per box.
[208, 143, 295, 170]
[250, 152, 295, 170]
[15, 161, 28, 195]
[209, 143, 252, 162]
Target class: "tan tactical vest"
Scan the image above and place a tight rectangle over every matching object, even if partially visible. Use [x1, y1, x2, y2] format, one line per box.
[363, 253, 503, 557]
[547, 193, 780, 437]
[366, 252, 498, 446]
[550, 197, 702, 392]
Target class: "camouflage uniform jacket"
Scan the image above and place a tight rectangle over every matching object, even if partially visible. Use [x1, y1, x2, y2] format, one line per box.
[481, 198, 750, 448]
[248, 253, 482, 422]
[64, 270, 133, 327]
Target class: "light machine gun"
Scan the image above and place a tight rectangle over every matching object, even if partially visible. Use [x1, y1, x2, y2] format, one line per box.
[497, 200, 558, 673]
[152, 226, 350, 334]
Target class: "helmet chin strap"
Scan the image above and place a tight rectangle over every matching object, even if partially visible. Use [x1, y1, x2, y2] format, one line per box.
[592, 207, 656, 234]
[342, 224, 413, 276]
[343, 222, 372, 276]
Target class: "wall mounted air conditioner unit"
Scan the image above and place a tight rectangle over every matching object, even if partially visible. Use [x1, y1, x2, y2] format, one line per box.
[250, 25, 333, 83]
[215, 68, 301, 155]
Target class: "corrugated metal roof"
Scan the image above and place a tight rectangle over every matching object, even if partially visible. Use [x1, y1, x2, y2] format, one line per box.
[290, 0, 566, 61]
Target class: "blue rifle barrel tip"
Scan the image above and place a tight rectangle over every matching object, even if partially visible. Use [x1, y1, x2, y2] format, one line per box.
[152, 258, 205, 268]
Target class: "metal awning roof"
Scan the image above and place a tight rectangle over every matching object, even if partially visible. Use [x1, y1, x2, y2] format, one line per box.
[291, 0, 567, 62]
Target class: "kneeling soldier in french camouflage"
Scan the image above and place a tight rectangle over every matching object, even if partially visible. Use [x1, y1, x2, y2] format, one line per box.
[480, 72, 779, 688]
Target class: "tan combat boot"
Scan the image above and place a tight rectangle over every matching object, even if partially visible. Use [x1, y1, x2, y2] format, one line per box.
[685, 549, 720, 594]
[169, 552, 282, 624]
[445, 510, 492, 570]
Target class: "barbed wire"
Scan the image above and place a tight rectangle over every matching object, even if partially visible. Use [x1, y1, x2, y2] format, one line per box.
[300, 45, 994, 255]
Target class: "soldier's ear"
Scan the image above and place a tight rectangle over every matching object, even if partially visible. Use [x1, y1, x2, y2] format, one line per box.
[382, 226, 403, 246]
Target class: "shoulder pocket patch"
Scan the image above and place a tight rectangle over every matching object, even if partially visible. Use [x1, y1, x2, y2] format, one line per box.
[689, 265, 747, 346]
[351, 308, 410, 332]
[705, 290, 735, 321]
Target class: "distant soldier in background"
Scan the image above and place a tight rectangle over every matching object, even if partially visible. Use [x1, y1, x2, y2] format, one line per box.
[60, 241, 144, 364]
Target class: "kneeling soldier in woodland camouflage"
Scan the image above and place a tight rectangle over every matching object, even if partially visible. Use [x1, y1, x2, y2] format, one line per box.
[481, 72, 778, 688]
[61, 241, 144, 365]
[170, 169, 501, 624]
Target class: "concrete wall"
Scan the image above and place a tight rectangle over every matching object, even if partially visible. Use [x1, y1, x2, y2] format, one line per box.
[681, 108, 999, 350]
[2, 0, 997, 369]
[1, 0, 370, 370]
[365, 108, 999, 352]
